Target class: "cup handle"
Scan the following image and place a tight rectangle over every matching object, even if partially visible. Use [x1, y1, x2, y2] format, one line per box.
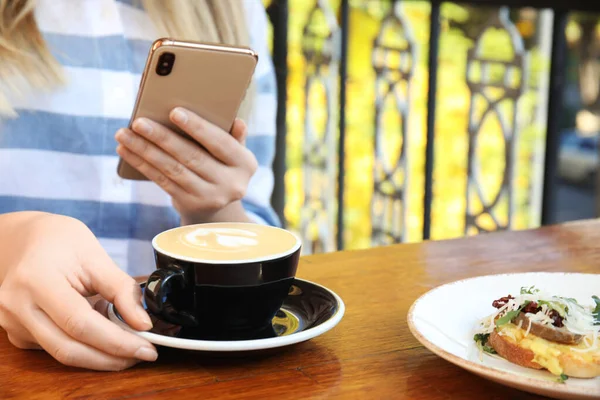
[144, 266, 199, 327]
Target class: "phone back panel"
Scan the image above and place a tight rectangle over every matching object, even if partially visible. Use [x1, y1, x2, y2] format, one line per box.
[117, 39, 258, 180]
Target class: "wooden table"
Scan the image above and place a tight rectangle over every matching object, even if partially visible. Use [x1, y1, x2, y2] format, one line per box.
[1, 220, 599, 399]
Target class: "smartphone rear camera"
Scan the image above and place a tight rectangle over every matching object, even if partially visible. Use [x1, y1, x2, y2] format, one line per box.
[156, 52, 175, 76]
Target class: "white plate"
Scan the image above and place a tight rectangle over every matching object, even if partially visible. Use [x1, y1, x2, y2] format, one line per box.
[407, 272, 600, 399]
[108, 278, 345, 352]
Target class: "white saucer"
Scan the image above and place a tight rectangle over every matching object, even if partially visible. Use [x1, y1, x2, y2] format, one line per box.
[108, 278, 345, 352]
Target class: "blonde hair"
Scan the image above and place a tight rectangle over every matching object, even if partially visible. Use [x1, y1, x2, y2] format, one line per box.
[0, 0, 253, 119]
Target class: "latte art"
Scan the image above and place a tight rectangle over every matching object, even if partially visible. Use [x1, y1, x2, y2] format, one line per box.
[154, 223, 301, 262]
[182, 228, 260, 253]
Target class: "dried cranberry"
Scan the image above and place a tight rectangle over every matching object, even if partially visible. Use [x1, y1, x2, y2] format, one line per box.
[492, 295, 514, 309]
[548, 310, 564, 327]
[522, 301, 541, 314]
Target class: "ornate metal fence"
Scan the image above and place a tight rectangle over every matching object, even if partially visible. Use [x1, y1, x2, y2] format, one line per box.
[370, 4, 416, 246]
[299, 0, 340, 254]
[464, 7, 526, 234]
[266, 0, 600, 254]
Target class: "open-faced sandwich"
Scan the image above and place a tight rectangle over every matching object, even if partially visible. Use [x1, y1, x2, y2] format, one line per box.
[473, 286, 600, 381]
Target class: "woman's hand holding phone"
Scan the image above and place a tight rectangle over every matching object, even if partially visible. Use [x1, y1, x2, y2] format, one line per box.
[115, 107, 258, 225]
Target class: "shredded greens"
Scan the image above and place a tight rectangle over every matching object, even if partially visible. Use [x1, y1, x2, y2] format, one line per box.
[593, 296, 600, 326]
[473, 333, 497, 354]
[538, 300, 568, 317]
[520, 286, 540, 295]
[495, 302, 531, 329]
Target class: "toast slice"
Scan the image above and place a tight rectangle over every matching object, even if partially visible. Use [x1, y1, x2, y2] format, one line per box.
[489, 325, 600, 379]
[489, 329, 544, 370]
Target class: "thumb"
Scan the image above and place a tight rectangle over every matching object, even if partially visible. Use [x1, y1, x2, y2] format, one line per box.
[83, 247, 153, 332]
[231, 118, 248, 145]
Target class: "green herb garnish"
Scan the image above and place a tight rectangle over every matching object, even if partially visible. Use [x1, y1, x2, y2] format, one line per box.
[481, 344, 496, 354]
[473, 333, 497, 354]
[592, 295, 600, 325]
[520, 286, 539, 295]
[495, 302, 530, 329]
[474, 333, 488, 342]
[558, 373, 568, 383]
[495, 309, 521, 328]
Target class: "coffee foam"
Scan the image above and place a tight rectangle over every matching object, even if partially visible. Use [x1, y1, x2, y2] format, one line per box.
[153, 223, 300, 263]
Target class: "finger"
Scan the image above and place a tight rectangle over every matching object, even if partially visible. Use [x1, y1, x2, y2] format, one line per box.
[0, 304, 39, 346]
[169, 107, 247, 166]
[33, 277, 158, 362]
[115, 131, 212, 197]
[116, 144, 196, 199]
[230, 118, 248, 146]
[130, 118, 223, 183]
[7, 333, 42, 350]
[2, 317, 41, 349]
[23, 307, 142, 371]
[81, 245, 153, 333]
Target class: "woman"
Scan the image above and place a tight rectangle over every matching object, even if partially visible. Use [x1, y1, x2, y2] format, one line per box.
[0, 0, 278, 371]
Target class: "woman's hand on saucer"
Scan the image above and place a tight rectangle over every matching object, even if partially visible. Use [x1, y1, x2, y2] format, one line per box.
[115, 108, 258, 225]
[0, 212, 158, 371]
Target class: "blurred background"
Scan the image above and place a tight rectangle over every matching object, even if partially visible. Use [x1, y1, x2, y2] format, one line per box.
[261, 0, 600, 254]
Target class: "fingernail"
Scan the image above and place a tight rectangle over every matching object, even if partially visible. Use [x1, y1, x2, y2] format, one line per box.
[135, 346, 158, 362]
[134, 118, 152, 135]
[138, 306, 153, 329]
[171, 108, 188, 124]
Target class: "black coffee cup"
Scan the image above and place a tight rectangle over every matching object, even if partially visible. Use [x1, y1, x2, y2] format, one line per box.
[144, 223, 302, 339]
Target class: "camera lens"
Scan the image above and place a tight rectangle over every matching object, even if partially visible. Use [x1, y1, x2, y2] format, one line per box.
[156, 52, 175, 76]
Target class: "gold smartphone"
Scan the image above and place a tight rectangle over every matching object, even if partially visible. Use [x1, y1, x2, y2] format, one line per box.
[117, 38, 258, 180]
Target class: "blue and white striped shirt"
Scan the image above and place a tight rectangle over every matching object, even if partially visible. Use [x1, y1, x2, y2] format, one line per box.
[0, 0, 279, 276]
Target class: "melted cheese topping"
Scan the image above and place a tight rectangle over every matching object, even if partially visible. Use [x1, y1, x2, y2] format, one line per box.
[498, 323, 599, 376]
